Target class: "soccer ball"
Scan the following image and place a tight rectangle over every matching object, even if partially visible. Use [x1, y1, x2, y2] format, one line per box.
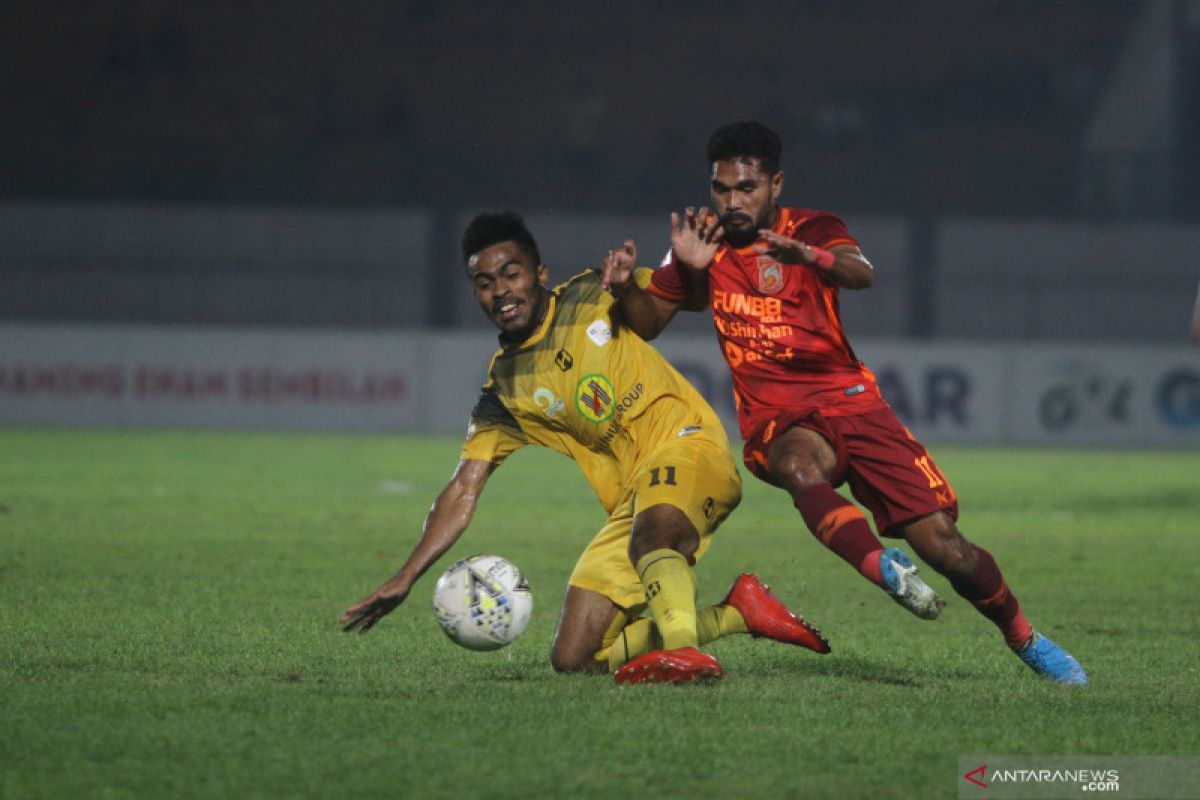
[432, 555, 533, 651]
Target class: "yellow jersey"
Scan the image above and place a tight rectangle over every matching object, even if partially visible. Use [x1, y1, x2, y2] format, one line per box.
[461, 268, 729, 512]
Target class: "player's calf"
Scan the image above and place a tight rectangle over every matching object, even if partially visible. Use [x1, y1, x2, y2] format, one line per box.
[552, 586, 631, 673]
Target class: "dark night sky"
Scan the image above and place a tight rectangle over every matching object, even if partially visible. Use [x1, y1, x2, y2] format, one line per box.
[2, 1, 1156, 218]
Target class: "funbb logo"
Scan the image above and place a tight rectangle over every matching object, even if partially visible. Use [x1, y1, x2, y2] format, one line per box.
[711, 290, 783, 319]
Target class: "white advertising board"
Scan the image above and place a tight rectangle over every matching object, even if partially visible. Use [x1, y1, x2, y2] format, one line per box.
[1006, 345, 1200, 446]
[0, 324, 421, 431]
[3, 324, 1198, 447]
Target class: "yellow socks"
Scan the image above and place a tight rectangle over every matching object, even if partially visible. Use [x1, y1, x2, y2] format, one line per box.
[602, 617, 659, 672]
[593, 549, 752, 671]
[597, 606, 750, 671]
[696, 603, 748, 643]
[635, 548, 699, 652]
[600, 604, 749, 670]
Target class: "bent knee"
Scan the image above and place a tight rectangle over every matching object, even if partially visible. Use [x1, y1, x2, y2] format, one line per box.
[766, 427, 835, 493]
[770, 456, 826, 496]
[628, 504, 699, 564]
[550, 648, 600, 674]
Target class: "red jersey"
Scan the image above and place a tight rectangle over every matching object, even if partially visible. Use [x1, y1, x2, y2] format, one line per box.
[649, 207, 888, 435]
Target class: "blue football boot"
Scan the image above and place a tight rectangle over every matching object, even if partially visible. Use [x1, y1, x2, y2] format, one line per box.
[879, 546, 945, 620]
[1015, 632, 1088, 685]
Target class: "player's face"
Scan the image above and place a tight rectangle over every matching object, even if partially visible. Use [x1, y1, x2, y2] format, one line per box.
[467, 240, 550, 340]
[710, 158, 783, 247]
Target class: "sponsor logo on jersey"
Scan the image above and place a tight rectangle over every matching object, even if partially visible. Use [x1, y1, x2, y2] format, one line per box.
[754, 256, 785, 295]
[597, 382, 646, 447]
[712, 290, 783, 318]
[586, 319, 613, 347]
[576, 374, 616, 423]
[554, 348, 574, 371]
[533, 387, 565, 419]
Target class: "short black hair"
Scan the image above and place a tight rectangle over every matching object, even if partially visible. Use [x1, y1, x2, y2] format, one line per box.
[706, 120, 782, 174]
[461, 210, 542, 271]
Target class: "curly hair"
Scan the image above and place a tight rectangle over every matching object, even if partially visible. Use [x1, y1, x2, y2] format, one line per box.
[461, 210, 542, 270]
[706, 120, 782, 174]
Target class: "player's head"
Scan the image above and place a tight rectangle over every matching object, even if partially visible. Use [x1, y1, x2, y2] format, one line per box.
[706, 120, 784, 248]
[462, 211, 551, 341]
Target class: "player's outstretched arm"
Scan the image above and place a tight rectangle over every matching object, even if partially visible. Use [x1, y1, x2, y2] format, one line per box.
[671, 206, 723, 311]
[757, 229, 874, 289]
[605, 208, 722, 339]
[602, 239, 682, 341]
[340, 458, 496, 634]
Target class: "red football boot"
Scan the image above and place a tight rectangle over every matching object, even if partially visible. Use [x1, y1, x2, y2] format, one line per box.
[723, 573, 831, 654]
[613, 647, 724, 685]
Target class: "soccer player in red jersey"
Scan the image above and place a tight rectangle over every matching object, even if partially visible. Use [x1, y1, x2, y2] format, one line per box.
[604, 120, 1086, 684]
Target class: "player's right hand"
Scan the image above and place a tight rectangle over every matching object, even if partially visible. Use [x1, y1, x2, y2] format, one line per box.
[755, 228, 812, 265]
[340, 580, 411, 634]
[600, 239, 638, 296]
[670, 206, 723, 269]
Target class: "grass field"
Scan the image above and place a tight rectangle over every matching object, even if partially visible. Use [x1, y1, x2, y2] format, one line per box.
[2, 429, 1198, 799]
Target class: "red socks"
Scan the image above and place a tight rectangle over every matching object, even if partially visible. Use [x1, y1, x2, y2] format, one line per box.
[793, 485, 1033, 648]
[793, 484, 885, 587]
[948, 545, 1033, 649]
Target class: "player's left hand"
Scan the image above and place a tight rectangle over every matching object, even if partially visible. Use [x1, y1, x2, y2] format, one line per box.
[756, 229, 817, 265]
[339, 581, 410, 634]
[600, 239, 638, 296]
[671, 206, 724, 269]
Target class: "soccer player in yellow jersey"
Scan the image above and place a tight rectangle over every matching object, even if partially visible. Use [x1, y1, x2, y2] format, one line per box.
[341, 211, 830, 684]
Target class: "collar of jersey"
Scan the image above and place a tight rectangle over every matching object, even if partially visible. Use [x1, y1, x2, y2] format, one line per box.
[730, 207, 791, 258]
[498, 291, 557, 350]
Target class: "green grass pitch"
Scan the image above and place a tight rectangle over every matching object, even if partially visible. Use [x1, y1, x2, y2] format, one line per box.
[2, 429, 1198, 798]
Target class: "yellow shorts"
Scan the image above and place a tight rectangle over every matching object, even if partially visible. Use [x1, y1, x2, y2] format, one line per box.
[568, 431, 742, 610]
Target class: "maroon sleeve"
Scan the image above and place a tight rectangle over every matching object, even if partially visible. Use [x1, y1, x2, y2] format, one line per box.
[647, 247, 688, 303]
[790, 211, 858, 250]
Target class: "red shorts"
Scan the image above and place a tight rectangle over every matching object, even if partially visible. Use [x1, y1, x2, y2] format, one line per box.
[742, 407, 959, 536]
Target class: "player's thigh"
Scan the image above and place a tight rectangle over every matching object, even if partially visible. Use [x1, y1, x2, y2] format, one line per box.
[568, 496, 644, 611]
[840, 410, 959, 535]
[629, 502, 702, 564]
[631, 433, 742, 563]
[567, 434, 739, 610]
[742, 409, 842, 488]
[766, 424, 838, 489]
[550, 584, 623, 672]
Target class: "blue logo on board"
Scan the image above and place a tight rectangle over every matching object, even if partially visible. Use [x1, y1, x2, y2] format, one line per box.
[1156, 369, 1200, 429]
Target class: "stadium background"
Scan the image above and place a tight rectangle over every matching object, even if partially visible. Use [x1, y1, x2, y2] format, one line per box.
[5, 6, 1200, 799]
[2, 0, 1199, 443]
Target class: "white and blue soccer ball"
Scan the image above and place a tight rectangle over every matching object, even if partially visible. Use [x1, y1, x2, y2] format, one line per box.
[432, 555, 532, 651]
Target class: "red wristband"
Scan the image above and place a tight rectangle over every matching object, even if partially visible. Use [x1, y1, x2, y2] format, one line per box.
[810, 247, 836, 271]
